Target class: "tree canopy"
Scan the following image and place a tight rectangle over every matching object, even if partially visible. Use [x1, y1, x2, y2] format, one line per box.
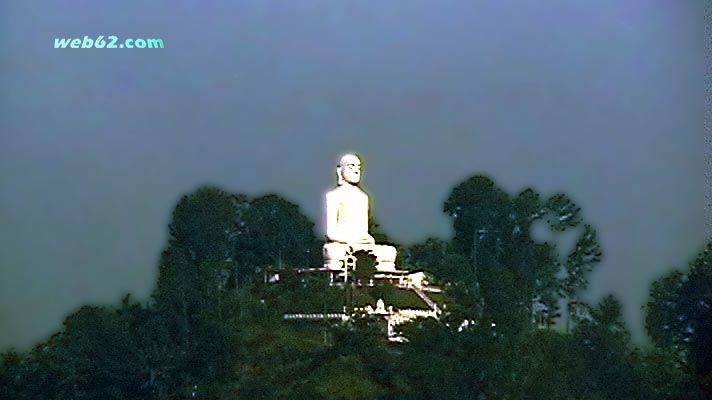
[434, 175, 601, 333]
[1, 180, 707, 399]
[646, 241, 712, 397]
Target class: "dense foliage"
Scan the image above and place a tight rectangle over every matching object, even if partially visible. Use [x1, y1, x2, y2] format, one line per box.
[1, 180, 707, 399]
[645, 242, 712, 398]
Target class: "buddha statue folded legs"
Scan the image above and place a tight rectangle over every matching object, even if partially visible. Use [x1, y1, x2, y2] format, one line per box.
[323, 242, 397, 272]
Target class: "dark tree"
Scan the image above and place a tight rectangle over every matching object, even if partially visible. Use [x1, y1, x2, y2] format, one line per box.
[237, 194, 320, 270]
[168, 186, 246, 264]
[646, 241, 712, 397]
[441, 175, 601, 333]
[569, 296, 640, 399]
[404, 238, 471, 284]
[353, 250, 377, 285]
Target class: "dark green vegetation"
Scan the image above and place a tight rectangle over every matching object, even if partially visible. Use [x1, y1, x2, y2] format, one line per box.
[1, 178, 709, 399]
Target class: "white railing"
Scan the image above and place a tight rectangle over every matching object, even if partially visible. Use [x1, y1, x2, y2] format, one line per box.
[283, 313, 348, 320]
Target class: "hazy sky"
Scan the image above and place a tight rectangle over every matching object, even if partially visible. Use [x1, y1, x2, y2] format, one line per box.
[0, 1, 705, 350]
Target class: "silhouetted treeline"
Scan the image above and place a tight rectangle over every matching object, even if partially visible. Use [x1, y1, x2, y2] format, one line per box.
[1, 178, 709, 399]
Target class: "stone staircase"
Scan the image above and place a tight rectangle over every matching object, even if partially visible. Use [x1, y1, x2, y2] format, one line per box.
[410, 285, 439, 312]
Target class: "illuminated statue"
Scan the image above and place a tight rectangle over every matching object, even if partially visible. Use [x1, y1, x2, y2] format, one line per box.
[323, 154, 397, 271]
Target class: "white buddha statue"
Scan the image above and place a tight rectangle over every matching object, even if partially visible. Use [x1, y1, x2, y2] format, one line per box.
[323, 154, 397, 271]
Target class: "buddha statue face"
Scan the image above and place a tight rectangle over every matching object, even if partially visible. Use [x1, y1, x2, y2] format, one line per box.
[338, 154, 361, 185]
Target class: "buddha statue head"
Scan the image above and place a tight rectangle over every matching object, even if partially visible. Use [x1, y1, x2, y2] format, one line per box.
[336, 153, 362, 186]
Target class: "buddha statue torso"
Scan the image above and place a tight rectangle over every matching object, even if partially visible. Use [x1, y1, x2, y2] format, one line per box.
[323, 154, 396, 271]
[326, 184, 371, 244]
